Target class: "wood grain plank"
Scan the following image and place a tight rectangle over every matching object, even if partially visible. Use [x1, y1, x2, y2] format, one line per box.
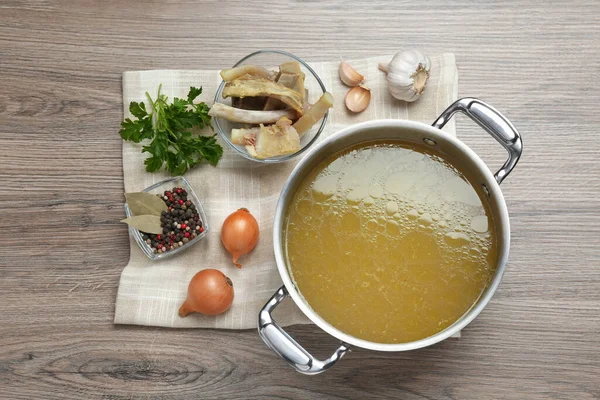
[1, 0, 599, 398]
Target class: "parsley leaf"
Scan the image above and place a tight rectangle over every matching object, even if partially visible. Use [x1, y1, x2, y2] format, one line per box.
[119, 84, 223, 175]
[187, 87, 202, 103]
[129, 101, 147, 119]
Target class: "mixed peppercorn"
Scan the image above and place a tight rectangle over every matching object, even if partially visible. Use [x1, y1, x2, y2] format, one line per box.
[141, 187, 204, 254]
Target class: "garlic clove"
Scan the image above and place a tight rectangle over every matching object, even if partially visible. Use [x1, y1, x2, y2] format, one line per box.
[339, 61, 365, 87]
[345, 85, 371, 113]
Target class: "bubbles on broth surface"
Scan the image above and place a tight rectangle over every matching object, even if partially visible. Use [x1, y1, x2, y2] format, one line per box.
[302, 144, 490, 249]
[285, 141, 497, 344]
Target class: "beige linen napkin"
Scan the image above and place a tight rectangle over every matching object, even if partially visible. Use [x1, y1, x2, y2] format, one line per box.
[115, 53, 459, 330]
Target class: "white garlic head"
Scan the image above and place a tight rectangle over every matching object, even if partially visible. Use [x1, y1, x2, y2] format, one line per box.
[379, 50, 431, 102]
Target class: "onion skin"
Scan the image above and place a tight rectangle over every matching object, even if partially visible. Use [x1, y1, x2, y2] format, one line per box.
[221, 208, 259, 268]
[179, 269, 234, 316]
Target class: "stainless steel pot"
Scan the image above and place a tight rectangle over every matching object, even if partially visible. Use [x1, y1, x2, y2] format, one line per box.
[258, 98, 523, 374]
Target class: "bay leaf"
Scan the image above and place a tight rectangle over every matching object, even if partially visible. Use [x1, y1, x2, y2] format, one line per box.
[125, 192, 168, 216]
[121, 215, 163, 234]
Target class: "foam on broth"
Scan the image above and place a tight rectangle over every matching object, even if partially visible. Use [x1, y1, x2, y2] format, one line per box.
[283, 141, 498, 344]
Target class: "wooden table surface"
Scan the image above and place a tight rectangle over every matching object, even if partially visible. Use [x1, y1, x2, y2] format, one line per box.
[2, 1, 599, 399]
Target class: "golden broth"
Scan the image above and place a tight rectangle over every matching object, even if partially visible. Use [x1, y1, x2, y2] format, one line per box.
[283, 141, 497, 344]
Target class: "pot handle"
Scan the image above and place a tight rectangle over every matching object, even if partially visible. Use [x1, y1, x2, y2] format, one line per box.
[258, 286, 350, 375]
[432, 97, 523, 184]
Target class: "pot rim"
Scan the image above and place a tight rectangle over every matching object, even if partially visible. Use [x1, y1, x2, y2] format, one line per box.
[273, 119, 511, 352]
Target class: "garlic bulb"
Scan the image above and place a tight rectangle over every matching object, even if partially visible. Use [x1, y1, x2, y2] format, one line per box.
[339, 61, 364, 87]
[378, 50, 431, 102]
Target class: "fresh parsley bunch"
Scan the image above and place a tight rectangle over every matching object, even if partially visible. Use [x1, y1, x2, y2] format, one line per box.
[120, 84, 223, 175]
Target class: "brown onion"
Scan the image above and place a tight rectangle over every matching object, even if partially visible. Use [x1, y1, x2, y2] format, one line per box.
[179, 269, 234, 316]
[221, 208, 259, 268]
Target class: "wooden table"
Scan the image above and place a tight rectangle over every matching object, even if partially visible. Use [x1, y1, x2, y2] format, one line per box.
[2, 1, 599, 398]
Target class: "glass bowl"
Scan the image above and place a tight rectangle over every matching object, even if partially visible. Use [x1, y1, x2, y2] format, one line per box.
[124, 176, 209, 260]
[213, 49, 329, 163]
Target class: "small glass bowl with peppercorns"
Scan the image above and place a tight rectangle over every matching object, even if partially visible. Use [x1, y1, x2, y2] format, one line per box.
[124, 176, 209, 260]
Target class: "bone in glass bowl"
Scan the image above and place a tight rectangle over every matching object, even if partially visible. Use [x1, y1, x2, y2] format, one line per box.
[213, 50, 329, 163]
